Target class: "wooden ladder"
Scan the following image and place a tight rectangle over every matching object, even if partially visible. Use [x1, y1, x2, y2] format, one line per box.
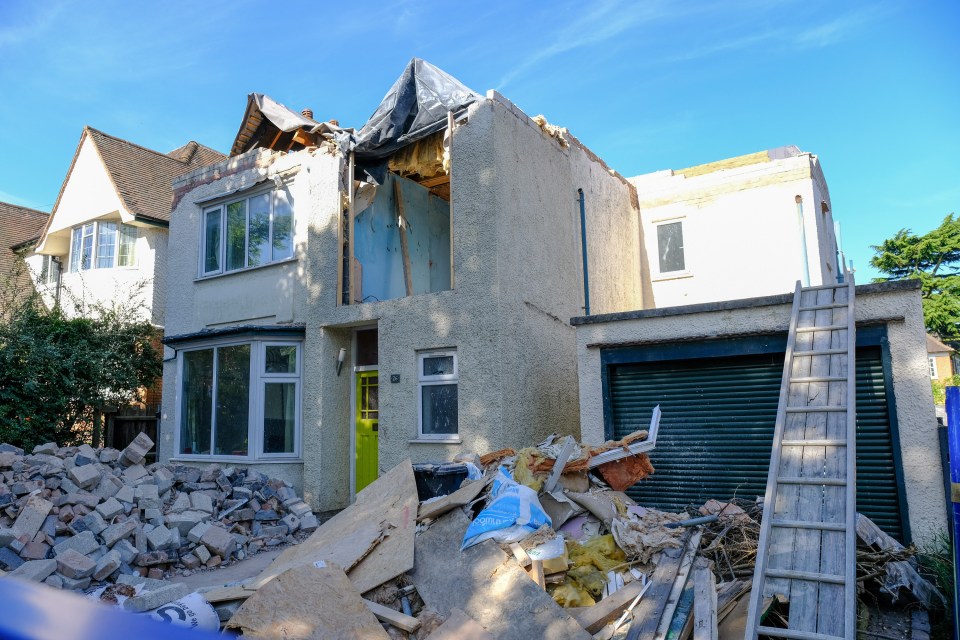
[745, 274, 857, 640]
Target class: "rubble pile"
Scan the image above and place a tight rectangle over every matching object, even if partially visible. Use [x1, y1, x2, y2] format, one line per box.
[0, 434, 317, 597]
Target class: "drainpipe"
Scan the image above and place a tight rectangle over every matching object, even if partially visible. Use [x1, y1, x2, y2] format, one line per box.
[578, 189, 590, 316]
[795, 195, 811, 287]
[52, 256, 63, 308]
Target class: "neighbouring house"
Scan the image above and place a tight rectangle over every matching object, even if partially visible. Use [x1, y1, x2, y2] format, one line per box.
[631, 146, 843, 307]
[31, 126, 224, 450]
[0, 201, 49, 312]
[159, 59, 650, 510]
[573, 279, 944, 546]
[926, 333, 955, 383]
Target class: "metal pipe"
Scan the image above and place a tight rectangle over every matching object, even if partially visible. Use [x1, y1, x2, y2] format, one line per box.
[795, 195, 811, 287]
[578, 188, 590, 316]
[663, 514, 719, 529]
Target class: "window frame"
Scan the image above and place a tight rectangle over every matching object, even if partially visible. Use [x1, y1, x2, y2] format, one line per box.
[199, 185, 295, 278]
[416, 349, 459, 441]
[67, 220, 138, 272]
[652, 217, 689, 279]
[174, 338, 302, 461]
[39, 255, 60, 286]
[929, 356, 938, 379]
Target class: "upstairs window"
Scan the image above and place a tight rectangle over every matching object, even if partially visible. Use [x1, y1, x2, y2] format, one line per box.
[201, 188, 294, 276]
[69, 221, 137, 272]
[656, 220, 686, 274]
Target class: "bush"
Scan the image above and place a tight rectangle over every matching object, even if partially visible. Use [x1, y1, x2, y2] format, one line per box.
[0, 268, 161, 450]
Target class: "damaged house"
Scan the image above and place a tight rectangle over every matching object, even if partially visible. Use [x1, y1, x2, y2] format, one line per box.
[159, 60, 649, 509]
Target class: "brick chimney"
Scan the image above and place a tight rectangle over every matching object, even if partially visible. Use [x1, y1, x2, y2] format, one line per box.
[301, 108, 314, 120]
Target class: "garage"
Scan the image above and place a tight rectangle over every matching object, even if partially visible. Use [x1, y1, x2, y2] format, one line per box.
[600, 327, 910, 541]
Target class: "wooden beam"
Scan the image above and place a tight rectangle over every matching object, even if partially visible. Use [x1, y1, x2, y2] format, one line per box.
[362, 598, 421, 633]
[627, 531, 701, 640]
[347, 152, 356, 304]
[529, 559, 545, 590]
[692, 561, 718, 640]
[509, 542, 532, 568]
[393, 178, 414, 296]
[419, 174, 451, 188]
[568, 578, 648, 634]
[291, 129, 315, 147]
[653, 530, 702, 640]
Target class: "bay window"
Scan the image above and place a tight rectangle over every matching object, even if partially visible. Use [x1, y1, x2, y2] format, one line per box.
[201, 187, 294, 276]
[178, 340, 301, 459]
[69, 221, 137, 272]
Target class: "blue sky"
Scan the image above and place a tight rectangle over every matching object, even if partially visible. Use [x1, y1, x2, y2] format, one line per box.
[1, 0, 957, 280]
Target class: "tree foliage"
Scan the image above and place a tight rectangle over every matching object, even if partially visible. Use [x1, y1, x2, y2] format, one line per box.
[871, 213, 960, 339]
[0, 260, 161, 450]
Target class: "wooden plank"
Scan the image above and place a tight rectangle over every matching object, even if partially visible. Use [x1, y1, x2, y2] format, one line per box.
[427, 608, 495, 640]
[692, 562, 718, 640]
[653, 530, 702, 640]
[509, 542, 532, 568]
[226, 564, 389, 640]
[393, 178, 414, 296]
[419, 174, 451, 187]
[720, 594, 773, 640]
[842, 277, 858, 637]
[249, 459, 417, 594]
[626, 531, 699, 640]
[569, 578, 648, 634]
[362, 598, 421, 633]
[347, 151, 356, 303]
[409, 509, 590, 640]
[530, 559, 545, 589]
[543, 435, 576, 493]
[201, 584, 256, 604]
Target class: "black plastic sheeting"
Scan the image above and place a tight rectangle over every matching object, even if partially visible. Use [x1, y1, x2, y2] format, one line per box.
[353, 58, 481, 182]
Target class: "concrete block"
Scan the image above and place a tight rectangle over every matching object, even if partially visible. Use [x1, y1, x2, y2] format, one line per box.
[122, 582, 190, 613]
[93, 474, 123, 500]
[200, 525, 235, 559]
[64, 492, 99, 509]
[0, 526, 16, 547]
[143, 508, 162, 524]
[0, 546, 25, 570]
[56, 548, 96, 579]
[68, 464, 101, 489]
[123, 464, 148, 482]
[166, 510, 205, 536]
[115, 485, 135, 504]
[10, 558, 57, 582]
[57, 573, 91, 591]
[53, 530, 100, 557]
[181, 553, 201, 570]
[189, 492, 213, 514]
[0, 443, 24, 455]
[99, 448, 120, 463]
[100, 520, 138, 547]
[146, 525, 174, 551]
[299, 513, 319, 533]
[93, 549, 122, 581]
[96, 497, 123, 520]
[187, 522, 210, 544]
[169, 493, 190, 513]
[0, 452, 18, 468]
[135, 484, 159, 501]
[44, 573, 64, 589]
[280, 513, 300, 534]
[287, 501, 313, 518]
[72, 511, 107, 536]
[133, 549, 178, 566]
[76, 444, 97, 460]
[119, 433, 154, 467]
[18, 541, 50, 560]
[194, 544, 210, 564]
[12, 495, 54, 539]
[137, 498, 162, 511]
[112, 539, 138, 564]
[32, 443, 58, 455]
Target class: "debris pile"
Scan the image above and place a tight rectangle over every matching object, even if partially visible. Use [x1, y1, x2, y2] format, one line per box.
[0, 435, 316, 597]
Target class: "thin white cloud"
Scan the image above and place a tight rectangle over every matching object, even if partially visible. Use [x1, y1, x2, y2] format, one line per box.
[496, 0, 675, 89]
[0, 2, 64, 47]
[0, 189, 43, 210]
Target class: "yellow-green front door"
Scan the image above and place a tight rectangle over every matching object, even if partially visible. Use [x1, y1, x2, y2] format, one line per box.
[355, 370, 379, 492]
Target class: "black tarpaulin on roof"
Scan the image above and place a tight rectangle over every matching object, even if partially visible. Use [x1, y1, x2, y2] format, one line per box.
[353, 58, 481, 163]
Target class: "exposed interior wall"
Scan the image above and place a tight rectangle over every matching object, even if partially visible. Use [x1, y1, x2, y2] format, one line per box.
[354, 172, 451, 303]
[632, 153, 839, 308]
[574, 282, 944, 545]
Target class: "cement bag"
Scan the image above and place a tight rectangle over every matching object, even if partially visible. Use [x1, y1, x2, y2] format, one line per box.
[461, 467, 551, 550]
[147, 592, 219, 631]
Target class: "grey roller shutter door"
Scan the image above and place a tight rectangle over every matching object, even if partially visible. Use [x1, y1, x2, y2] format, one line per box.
[608, 346, 903, 539]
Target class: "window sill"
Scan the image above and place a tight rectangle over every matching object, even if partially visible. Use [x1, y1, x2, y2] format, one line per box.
[408, 437, 462, 445]
[653, 271, 694, 282]
[170, 456, 303, 464]
[195, 257, 298, 282]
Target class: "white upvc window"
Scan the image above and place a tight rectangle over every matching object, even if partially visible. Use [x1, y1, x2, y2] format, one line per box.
[654, 219, 686, 275]
[200, 187, 294, 277]
[417, 350, 458, 439]
[39, 255, 60, 285]
[177, 339, 302, 460]
[929, 356, 938, 379]
[69, 221, 137, 272]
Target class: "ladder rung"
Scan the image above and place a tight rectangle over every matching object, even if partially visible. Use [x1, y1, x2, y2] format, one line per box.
[778, 476, 847, 486]
[764, 568, 846, 584]
[795, 324, 848, 332]
[793, 348, 848, 356]
[798, 303, 849, 311]
[784, 406, 847, 412]
[802, 283, 847, 291]
[790, 376, 847, 383]
[770, 519, 846, 531]
[757, 625, 845, 640]
[782, 439, 847, 447]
